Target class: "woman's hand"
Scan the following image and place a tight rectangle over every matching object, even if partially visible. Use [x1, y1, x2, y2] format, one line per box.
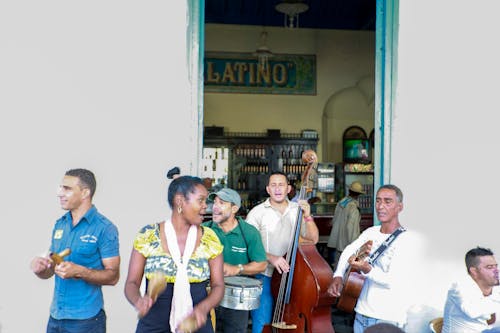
[177, 306, 207, 333]
[134, 295, 154, 318]
[125, 249, 151, 318]
[191, 306, 208, 330]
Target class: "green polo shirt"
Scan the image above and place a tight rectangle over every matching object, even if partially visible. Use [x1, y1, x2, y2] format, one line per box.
[203, 216, 267, 265]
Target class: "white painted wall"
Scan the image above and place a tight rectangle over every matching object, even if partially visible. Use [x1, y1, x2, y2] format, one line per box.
[3, 1, 498, 331]
[0, 2, 198, 332]
[394, 1, 500, 330]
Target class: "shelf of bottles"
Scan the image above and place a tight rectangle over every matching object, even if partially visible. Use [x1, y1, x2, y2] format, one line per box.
[203, 129, 319, 214]
[357, 183, 374, 214]
[231, 145, 264, 213]
[234, 144, 316, 186]
[233, 143, 268, 211]
[235, 145, 268, 173]
[272, 144, 312, 183]
[233, 143, 317, 213]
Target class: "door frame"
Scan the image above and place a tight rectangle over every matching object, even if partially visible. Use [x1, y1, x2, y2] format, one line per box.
[188, 0, 400, 220]
[374, 0, 399, 199]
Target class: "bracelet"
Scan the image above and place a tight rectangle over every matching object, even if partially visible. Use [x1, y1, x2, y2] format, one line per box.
[238, 264, 244, 275]
[304, 215, 314, 222]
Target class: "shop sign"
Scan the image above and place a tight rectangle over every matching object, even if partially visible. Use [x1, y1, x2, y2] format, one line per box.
[204, 52, 316, 95]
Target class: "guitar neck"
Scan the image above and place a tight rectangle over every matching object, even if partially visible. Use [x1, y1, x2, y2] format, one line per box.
[354, 241, 372, 260]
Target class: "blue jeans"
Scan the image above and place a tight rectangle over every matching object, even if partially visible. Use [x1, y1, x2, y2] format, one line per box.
[250, 274, 273, 333]
[47, 309, 106, 333]
[353, 312, 403, 333]
[327, 247, 337, 265]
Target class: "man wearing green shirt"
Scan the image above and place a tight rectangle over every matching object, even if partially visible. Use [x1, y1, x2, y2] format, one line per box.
[203, 188, 267, 333]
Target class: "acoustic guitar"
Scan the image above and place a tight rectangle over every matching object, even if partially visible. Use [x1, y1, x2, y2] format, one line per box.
[336, 240, 372, 313]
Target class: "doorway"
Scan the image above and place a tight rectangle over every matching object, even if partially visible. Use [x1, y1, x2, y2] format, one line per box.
[187, 0, 399, 208]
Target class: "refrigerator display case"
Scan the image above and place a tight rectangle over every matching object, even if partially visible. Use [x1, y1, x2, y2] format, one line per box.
[316, 162, 335, 193]
[311, 162, 336, 215]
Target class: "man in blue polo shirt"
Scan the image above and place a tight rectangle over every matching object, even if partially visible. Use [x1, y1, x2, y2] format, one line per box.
[31, 168, 120, 333]
[203, 188, 267, 333]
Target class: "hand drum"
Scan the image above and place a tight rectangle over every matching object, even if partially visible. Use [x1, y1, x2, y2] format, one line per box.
[147, 271, 167, 302]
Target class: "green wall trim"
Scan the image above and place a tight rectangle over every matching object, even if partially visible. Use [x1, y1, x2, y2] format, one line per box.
[374, 0, 399, 224]
[188, 0, 205, 174]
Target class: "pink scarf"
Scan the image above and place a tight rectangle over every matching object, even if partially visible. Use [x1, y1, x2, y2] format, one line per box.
[164, 219, 198, 333]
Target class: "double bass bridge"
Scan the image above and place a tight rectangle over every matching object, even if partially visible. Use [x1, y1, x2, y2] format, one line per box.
[272, 322, 298, 330]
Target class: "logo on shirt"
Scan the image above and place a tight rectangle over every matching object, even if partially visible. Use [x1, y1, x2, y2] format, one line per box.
[80, 235, 98, 243]
[231, 246, 247, 253]
[54, 229, 64, 239]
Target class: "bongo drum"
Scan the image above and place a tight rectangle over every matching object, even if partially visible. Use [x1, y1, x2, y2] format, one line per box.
[219, 276, 263, 311]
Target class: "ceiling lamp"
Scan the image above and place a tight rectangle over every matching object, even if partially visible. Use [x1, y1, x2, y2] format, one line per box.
[254, 31, 273, 72]
[275, 0, 309, 29]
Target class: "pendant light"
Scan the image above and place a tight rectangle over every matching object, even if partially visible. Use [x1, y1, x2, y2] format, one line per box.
[275, 0, 309, 29]
[254, 30, 273, 72]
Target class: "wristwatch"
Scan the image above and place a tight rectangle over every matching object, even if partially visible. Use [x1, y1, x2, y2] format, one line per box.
[238, 264, 244, 275]
[304, 215, 314, 222]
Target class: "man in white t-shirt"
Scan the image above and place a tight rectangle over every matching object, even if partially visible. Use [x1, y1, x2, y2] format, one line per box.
[442, 247, 500, 333]
[328, 184, 424, 332]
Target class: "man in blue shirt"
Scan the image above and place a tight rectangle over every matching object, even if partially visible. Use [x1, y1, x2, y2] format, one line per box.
[31, 168, 120, 333]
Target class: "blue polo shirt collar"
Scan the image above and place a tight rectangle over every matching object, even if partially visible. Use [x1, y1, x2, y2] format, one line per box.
[61, 205, 97, 226]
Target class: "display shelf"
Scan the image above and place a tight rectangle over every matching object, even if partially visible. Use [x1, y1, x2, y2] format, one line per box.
[204, 128, 318, 213]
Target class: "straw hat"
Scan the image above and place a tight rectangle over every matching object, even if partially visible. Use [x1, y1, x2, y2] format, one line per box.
[349, 181, 365, 194]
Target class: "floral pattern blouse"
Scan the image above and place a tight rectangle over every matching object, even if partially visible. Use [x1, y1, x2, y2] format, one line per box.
[133, 223, 223, 283]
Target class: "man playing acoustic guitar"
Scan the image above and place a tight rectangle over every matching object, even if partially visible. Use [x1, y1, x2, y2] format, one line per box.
[328, 184, 423, 332]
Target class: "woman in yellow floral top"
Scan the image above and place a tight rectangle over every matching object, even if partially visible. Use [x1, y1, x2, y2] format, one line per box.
[125, 176, 224, 333]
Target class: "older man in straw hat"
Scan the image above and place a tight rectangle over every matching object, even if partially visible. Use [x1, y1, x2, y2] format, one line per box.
[327, 181, 366, 270]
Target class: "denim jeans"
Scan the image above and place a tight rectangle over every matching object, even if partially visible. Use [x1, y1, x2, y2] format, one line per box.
[353, 312, 404, 333]
[327, 247, 337, 265]
[47, 309, 106, 333]
[250, 274, 273, 333]
[215, 306, 249, 333]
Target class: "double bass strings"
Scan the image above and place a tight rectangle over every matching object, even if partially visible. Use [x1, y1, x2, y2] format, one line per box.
[271, 184, 307, 327]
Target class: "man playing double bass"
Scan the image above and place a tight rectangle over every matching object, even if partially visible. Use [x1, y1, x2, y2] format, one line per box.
[246, 171, 319, 333]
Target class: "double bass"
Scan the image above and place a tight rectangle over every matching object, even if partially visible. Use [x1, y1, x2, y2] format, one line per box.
[263, 150, 337, 333]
